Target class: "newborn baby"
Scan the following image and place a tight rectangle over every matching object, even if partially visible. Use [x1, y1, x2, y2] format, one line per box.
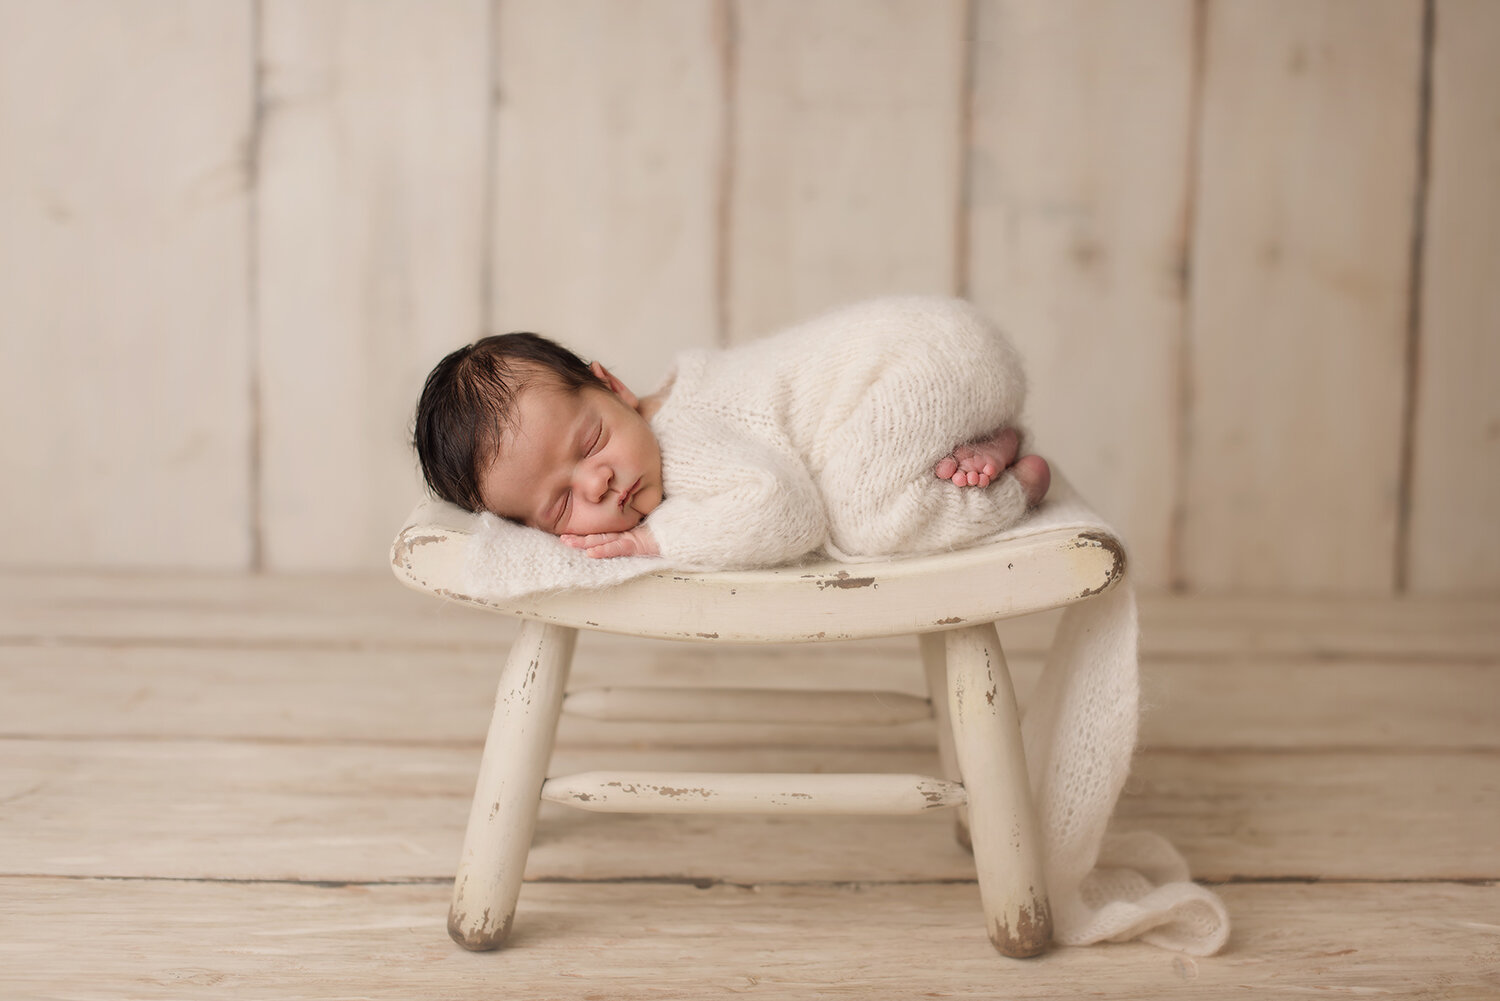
[413, 297, 1050, 570]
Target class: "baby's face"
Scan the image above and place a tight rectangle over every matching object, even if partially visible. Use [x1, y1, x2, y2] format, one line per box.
[478, 374, 663, 536]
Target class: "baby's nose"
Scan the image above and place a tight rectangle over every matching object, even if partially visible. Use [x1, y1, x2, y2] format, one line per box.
[579, 462, 612, 503]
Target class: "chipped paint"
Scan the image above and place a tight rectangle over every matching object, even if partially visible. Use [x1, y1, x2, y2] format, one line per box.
[935, 616, 964, 625]
[914, 778, 964, 810]
[450, 905, 514, 951]
[1072, 531, 1127, 599]
[990, 896, 1052, 958]
[695, 631, 720, 640]
[815, 571, 876, 590]
[390, 530, 447, 570]
[594, 780, 714, 799]
[655, 785, 715, 798]
[433, 586, 498, 608]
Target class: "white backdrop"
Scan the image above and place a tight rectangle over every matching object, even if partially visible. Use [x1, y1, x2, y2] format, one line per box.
[1, 0, 1495, 594]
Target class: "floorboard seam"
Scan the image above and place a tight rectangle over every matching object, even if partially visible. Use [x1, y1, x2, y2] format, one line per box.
[2, 874, 1494, 888]
[1, 733, 1497, 756]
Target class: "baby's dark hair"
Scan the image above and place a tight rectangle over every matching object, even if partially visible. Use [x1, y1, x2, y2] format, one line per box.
[412, 332, 606, 512]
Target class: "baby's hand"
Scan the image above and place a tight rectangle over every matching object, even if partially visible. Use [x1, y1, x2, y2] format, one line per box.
[560, 526, 660, 559]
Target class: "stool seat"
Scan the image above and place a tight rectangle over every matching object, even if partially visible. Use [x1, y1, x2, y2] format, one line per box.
[392, 498, 1123, 642]
[391, 499, 1127, 959]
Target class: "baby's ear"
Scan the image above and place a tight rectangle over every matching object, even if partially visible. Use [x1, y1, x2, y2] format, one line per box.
[589, 361, 640, 409]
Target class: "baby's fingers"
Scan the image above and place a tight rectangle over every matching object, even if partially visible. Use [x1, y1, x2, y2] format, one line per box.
[584, 537, 639, 559]
[560, 532, 641, 558]
[560, 532, 621, 550]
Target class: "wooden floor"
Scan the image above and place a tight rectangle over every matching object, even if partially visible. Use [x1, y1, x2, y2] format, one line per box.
[1, 573, 1496, 1000]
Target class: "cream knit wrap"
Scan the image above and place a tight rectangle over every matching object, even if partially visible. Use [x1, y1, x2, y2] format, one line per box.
[646, 297, 1034, 567]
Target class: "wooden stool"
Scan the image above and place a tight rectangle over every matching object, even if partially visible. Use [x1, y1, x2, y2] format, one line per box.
[391, 500, 1124, 958]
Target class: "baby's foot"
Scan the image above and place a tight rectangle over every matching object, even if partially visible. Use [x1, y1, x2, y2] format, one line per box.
[934, 428, 1021, 488]
[1011, 454, 1051, 507]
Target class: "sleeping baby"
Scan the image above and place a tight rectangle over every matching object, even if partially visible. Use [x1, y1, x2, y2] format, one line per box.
[412, 296, 1050, 570]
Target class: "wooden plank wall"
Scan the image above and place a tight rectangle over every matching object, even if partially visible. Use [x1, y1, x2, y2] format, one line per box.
[1, 0, 1495, 594]
[256, 0, 490, 571]
[1183, 0, 1422, 593]
[0, 0, 255, 568]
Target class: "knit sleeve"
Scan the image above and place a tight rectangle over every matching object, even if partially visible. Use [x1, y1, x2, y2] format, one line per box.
[643, 429, 827, 571]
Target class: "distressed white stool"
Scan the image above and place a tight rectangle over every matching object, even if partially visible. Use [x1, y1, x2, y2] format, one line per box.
[391, 499, 1124, 958]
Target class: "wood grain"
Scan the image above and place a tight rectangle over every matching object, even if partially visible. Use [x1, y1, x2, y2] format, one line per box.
[3, 638, 1498, 752]
[489, 0, 724, 392]
[1408, 0, 1500, 593]
[967, 0, 1197, 589]
[1182, 0, 1423, 592]
[726, 0, 965, 341]
[2, 879, 1497, 999]
[256, 0, 490, 570]
[0, 0, 254, 568]
[2, 738, 1493, 883]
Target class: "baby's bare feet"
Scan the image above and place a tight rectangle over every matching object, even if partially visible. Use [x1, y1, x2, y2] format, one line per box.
[1011, 454, 1051, 506]
[934, 428, 1021, 488]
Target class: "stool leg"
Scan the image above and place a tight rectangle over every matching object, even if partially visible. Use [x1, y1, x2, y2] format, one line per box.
[448, 620, 577, 950]
[945, 623, 1052, 957]
[919, 633, 971, 851]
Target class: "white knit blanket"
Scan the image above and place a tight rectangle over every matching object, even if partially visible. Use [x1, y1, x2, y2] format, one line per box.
[460, 475, 1230, 955]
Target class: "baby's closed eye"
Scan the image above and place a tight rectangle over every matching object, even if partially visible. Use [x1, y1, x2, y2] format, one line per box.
[547, 491, 570, 531]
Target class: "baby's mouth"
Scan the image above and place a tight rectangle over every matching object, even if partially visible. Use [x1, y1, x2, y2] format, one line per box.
[618, 477, 641, 510]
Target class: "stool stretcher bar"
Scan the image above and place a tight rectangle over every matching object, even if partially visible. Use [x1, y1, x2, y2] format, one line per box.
[541, 771, 967, 814]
